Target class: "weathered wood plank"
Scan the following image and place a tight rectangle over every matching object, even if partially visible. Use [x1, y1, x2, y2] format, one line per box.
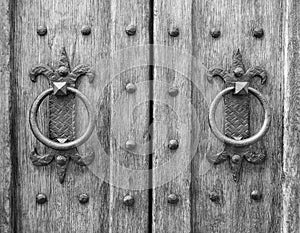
[192, 0, 283, 232]
[14, 1, 111, 232]
[14, 0, 150, 232]
[108, 0, 150, 231]
[153, 0, 193, 232]
[0, 1, 12, 232]
[283, 0, 300, 232]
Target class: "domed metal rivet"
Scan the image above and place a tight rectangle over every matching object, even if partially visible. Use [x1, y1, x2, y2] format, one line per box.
[81, 25, 91, 36]
[125, 24, 136, 36]
[125, 140, 136, 150]
[167, 194, 179, 204]
[57, 66, 69, 77]
[78, 193, 89, 204]
[168, 87, 179, 97]
[253, 28, 264, 38]
[233, 67, 244, 77]
[210, 28, 221, 38]
[168, 26, 180, 37]
[37, 26, 47, 36]
[56, 155, 67, 166]
[231, 154, 241, 164]
[123, 194, 135, 206]
[250, 190, 262, 201]
[209, 191, 220, 203]
[125, 83, 136, 93]
[168, 139, 179, 150]
[36, 193, 47, 204]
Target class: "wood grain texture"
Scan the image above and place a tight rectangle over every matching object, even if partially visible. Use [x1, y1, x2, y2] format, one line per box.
[0, 0, 12, 232]
[108, 0, 150, 232]
[13, 0, 149, 232]
[283, 0, 300, 232]
[191, 0, 283, 232]
[153, 0, 193, 232]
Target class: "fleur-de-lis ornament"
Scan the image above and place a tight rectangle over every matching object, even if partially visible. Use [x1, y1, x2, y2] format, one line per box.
[207, 49, 268, 182]
[29, 47, 95, 183]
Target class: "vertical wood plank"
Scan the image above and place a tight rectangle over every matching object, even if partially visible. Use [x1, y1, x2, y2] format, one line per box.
[192, 0, 283, 232]
[0, 0, 12, 232]
[14, 0, 150, 232]
[153, 0, 193, 232]
[108, 0, 150, 232]
[14, 0, 111, 232]
[283, 0, 300, 232]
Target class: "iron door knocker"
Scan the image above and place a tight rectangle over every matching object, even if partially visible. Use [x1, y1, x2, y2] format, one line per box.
[29, 47, 96, 183]
[207, 49, 271, 181]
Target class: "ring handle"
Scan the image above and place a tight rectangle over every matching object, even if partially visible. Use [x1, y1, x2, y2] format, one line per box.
[208, 86, 271, 147]
[29, 87, 95, 150]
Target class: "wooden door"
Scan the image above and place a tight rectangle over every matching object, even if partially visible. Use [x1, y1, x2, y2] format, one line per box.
[0, 0, 300, 233]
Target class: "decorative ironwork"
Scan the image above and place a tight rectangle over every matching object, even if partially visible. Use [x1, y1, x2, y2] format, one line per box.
[207, 49, 271, 182]
[29, 47, 95, 183]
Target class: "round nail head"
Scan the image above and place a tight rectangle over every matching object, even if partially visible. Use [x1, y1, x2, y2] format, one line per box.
[81, 25, 91, 36]
[231, 154, 241, 164]
[37, 26, 47, 36]
[36, 193, 47, 204]
[125, 140, 136, 150]
[210, 28, 221, 38]
[126, 83, 137, 93]
[168, 27, 180, 37]
[167, 194, 179, 204]
[168, 87, 179, 97]
[57, 66, 69, 77]
[233, 67, 244, 77]
[56, 155, 67, 166]
[126, 25, 136, 36]
[168, 139, 179, 150]
[253, 28, 264, 38]
[251, 190, 262, 201]
[209, 191, 220, 202]
[123, 195, 135, 206]
[78, 193, 89, 204]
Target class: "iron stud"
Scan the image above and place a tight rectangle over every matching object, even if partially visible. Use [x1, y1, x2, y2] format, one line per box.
[231, 154, 241, 164]
[125, 24, 137, 36]
[168, 87, 179, 97]
[57, 66, 69, 77]
[167, 194, 179, 204]
[168, 139, 179, 150]
[125, 140, 136, 150]
[210, 28, 221, 38]
[168, 26, 180, 37]
[250, 190, 262, 201]
[81, 25, 91, 36]
[123, 194, 135, 206]
[78, 193, 89, 204]
[36, 193, 47, 204]
[126, 83, 137, 93]
[253, 28, 264, 38]
[37, 26, 47, 36]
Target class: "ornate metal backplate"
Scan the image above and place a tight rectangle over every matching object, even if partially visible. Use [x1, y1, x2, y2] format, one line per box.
[29, 47, 95, 183]
[207, 49, 269, 182]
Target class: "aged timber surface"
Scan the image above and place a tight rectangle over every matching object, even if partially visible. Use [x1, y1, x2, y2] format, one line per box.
[0, 0, 12, 232]
[13, 0, 149, 232]
[283, 0, 300, 232]
[192, 0, 283, 232]
[153, 0, 193, 232]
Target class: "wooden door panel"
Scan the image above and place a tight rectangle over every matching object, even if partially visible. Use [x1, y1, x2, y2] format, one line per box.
[0, 0, 12, 232]
[153, 0, 283, 232]
[11, 0, 150, 232]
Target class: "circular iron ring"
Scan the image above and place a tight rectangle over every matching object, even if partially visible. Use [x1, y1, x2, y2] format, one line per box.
[208, 87, 271, 147]
[29, 87, 95, 150]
